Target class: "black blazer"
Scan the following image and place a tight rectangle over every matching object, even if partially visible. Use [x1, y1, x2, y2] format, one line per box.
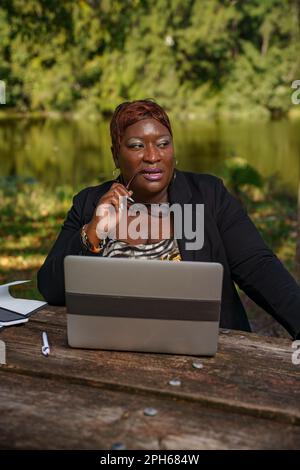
[37, 170, 300, 338]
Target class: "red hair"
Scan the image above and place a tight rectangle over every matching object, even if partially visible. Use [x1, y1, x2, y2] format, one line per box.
[110, 99, 173, 161]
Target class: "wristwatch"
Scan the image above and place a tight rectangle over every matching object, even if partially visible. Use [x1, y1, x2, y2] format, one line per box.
[80, 224, 104, 253]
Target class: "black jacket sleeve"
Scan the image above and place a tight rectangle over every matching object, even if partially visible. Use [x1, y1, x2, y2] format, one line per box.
[215, 178, 300, 339]
[37, 189, 88, 305]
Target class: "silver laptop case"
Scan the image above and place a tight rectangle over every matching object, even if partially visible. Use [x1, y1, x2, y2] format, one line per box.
[64, 256, 223, 356]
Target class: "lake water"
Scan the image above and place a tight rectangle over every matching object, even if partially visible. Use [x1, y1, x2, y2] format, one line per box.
[0, 117, 299, 194]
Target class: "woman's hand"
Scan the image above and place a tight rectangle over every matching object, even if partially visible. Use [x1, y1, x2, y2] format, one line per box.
[85, 182, 133, 245]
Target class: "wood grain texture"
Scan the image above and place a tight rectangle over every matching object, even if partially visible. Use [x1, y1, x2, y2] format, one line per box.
[1, 371, 300, 450]
[0, 306, 299, 449]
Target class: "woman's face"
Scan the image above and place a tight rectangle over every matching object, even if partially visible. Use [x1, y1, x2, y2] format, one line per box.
[116, 118, 175, 200]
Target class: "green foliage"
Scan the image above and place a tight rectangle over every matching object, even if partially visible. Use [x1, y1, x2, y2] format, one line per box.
[220, 157, 263, 197]
[0, 0, 299, 118]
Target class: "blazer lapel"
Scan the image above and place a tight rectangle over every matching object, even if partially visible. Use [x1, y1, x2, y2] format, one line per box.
[168, 170, 196, 261]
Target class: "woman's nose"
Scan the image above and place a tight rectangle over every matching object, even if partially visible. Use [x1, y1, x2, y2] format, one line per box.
[143, 144, 160, 162]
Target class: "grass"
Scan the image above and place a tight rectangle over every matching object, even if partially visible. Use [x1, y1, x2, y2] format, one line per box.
[0, 177, 298, 306]
[0, 179, 78, 300]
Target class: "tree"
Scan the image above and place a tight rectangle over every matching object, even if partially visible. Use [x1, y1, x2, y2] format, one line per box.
[0, 0, 299, 118]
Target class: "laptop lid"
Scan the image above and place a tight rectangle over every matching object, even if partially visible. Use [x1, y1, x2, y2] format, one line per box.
[64, 256, 223, 355]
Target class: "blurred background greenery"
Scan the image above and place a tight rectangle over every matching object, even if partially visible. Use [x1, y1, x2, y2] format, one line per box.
[1, 0, 300, 118]
[0, 0, 300, 335]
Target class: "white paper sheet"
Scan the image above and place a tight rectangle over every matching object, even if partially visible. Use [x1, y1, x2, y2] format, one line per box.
[0, 280, 47, 315]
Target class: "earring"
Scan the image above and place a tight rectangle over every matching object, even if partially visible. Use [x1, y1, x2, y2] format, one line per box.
[112, 167, 119, 177]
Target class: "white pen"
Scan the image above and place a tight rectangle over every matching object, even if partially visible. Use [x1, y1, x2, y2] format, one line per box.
[41, 331, 50, 356]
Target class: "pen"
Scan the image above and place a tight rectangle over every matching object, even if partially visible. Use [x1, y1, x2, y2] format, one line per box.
[41, 331, 50, 356]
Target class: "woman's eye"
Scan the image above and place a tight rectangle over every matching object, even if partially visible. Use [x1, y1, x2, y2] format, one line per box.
[129, 143, 143, 149]
[158, 141, 169, 148]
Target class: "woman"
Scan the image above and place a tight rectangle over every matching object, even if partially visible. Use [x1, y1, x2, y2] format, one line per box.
[37, 99, 300, 338]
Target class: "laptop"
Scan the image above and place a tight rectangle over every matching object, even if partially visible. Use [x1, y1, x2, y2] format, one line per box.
[64, 256, 223, 356]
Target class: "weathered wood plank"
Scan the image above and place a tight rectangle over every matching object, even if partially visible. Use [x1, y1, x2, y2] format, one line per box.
[30, 306, 66, 327]
[1, 371, 300, 450]
[1, 307, 299, 425]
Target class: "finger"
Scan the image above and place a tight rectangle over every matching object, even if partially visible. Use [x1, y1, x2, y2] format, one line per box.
[97, 185, 133, 210]
[110, 189, 133, 208]
[111, 183, 133, 197]
[108, 196, 120, 211]
[110, 182, 121, 189]
[100, 189, 123, 204]
[97, 198, 119, 219]
[112, 195, 129, 213]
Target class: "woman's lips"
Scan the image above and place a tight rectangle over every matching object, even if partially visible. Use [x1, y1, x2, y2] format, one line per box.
[141, 168, 163, 181]
[142, 173, 163, 181]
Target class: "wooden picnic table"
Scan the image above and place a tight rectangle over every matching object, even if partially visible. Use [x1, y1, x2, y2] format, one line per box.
[0, 306, 300, 450]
